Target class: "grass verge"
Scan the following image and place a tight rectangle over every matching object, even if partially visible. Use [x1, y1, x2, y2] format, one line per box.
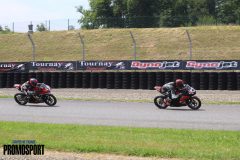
[0, 121, 239, 160]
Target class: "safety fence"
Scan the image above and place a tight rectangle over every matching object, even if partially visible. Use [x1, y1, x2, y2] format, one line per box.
[0, 72, 239, 90]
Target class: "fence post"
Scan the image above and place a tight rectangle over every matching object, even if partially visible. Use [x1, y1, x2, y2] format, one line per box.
[186, 30, 192, 60]
[129, 31, 137, 60]
[12, 22, 14, 33]
[27, 33, 36, 61]
[48, 20, 50, 31]
[78, 32, 85, 61]
[68, 19, 70, 31]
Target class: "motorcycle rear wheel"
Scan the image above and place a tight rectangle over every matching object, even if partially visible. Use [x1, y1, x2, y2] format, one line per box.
[187, 96, 201, 110]
[44, 94, 57, 106]
[154, 96, 168, 109]
[14, 93, 28, 105]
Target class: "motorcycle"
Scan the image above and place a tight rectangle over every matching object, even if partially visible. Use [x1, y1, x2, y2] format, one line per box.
[14, 83, 57, 106]
[154, 85, 201, 110]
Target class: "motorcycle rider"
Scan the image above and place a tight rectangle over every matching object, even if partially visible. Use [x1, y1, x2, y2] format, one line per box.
[156, 79, 185, 106]
[21, 78, 40, 96]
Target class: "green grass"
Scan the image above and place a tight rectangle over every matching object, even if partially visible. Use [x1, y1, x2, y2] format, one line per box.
[0, 121, 239, 160]
[0, 26, 240, 61]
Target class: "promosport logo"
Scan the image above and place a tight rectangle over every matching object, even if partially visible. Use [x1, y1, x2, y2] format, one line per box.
[186, 61, 238, 69]
[131, 61, 180, 69]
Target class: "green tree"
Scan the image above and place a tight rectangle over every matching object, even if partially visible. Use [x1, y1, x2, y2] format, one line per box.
[36, 23, 48, 32]
[216, 0, 240, 24]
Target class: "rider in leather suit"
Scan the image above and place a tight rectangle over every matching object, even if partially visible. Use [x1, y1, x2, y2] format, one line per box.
[21, 78, 39, 96]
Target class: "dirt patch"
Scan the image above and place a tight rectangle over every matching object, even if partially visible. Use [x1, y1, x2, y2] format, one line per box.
[0, 150, 179, 160]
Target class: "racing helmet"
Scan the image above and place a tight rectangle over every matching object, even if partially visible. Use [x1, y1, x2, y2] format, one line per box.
[175, 79, 184, 89]
[29, 78, 38, 87]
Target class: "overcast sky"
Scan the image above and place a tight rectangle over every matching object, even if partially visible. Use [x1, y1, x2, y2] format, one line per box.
[0, 0, 89, 31]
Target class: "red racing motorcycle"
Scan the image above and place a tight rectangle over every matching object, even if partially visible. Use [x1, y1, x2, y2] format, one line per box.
[154, 86, 201, 110]
[14, 83, 57, 106]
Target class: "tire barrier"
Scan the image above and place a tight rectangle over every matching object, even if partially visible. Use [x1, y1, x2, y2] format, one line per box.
[0, 73, 7, 88]
[20, 73, 28, 84]
[59, 72, 67, 88]
[190, 72, 200, 90]
[43, 72, 51, 86]
[218, 72, 227, 90]
[114, 72, 122, 89]
[51, 72, 59, 88]
[74, 72, 82, 88]
[82, 72, 90, 88]
[237, 72, 240, 90]
[131, 72, 139, 89]
[36, 72, 43, 83]
[28, 72, 36, 79]
[182, 72, 191, 85]
[14, 72, 21, 85]
[208, 72, 218, 90]
[106, 72, 115, 89]
[227, 72, 237, 90]
[66, 72, 74, 88]
[147, 72, 156, 90]
[173, 72, 182, 81]
[0, 72, 239, 90]
[6, 72, 14, 88]
[98, 72, 107, 89]
[164, 72, 174, 84]
[90, 72, 98, 89]
[139, 72, 147, 89]
[122, 72, 131, 89]
[200, 72, 209, 90]
[155, 72, 165, 86]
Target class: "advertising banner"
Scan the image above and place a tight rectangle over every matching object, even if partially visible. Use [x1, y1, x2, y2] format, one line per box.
[184, 60, 239, 70]
[0, 62, 28, 72]
[28, 61, 77, 71]
[0, 60, 239, 72]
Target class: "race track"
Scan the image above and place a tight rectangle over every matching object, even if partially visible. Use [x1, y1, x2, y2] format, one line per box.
[0, 98, 239, 130]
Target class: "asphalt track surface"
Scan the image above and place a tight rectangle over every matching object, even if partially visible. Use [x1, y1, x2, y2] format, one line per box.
[0, 98, 239, 131]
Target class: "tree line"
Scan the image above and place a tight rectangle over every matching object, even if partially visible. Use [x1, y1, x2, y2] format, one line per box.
[77, 0, 240, 28]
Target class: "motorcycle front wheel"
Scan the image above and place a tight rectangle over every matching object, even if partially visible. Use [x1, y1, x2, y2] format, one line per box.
[187, 96, 201, 110]
[154, 96, 168, 109]
[14, 93, 28, 105]
[44, 94, 57, 106]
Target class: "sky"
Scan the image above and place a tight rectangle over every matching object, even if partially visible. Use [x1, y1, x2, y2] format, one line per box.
[0, 0, 90, 32]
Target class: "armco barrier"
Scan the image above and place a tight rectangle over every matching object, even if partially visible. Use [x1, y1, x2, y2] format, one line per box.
[0, 72, 239, 90]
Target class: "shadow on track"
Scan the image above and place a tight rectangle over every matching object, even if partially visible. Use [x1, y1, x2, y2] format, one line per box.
[25, 104, 60, 108]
